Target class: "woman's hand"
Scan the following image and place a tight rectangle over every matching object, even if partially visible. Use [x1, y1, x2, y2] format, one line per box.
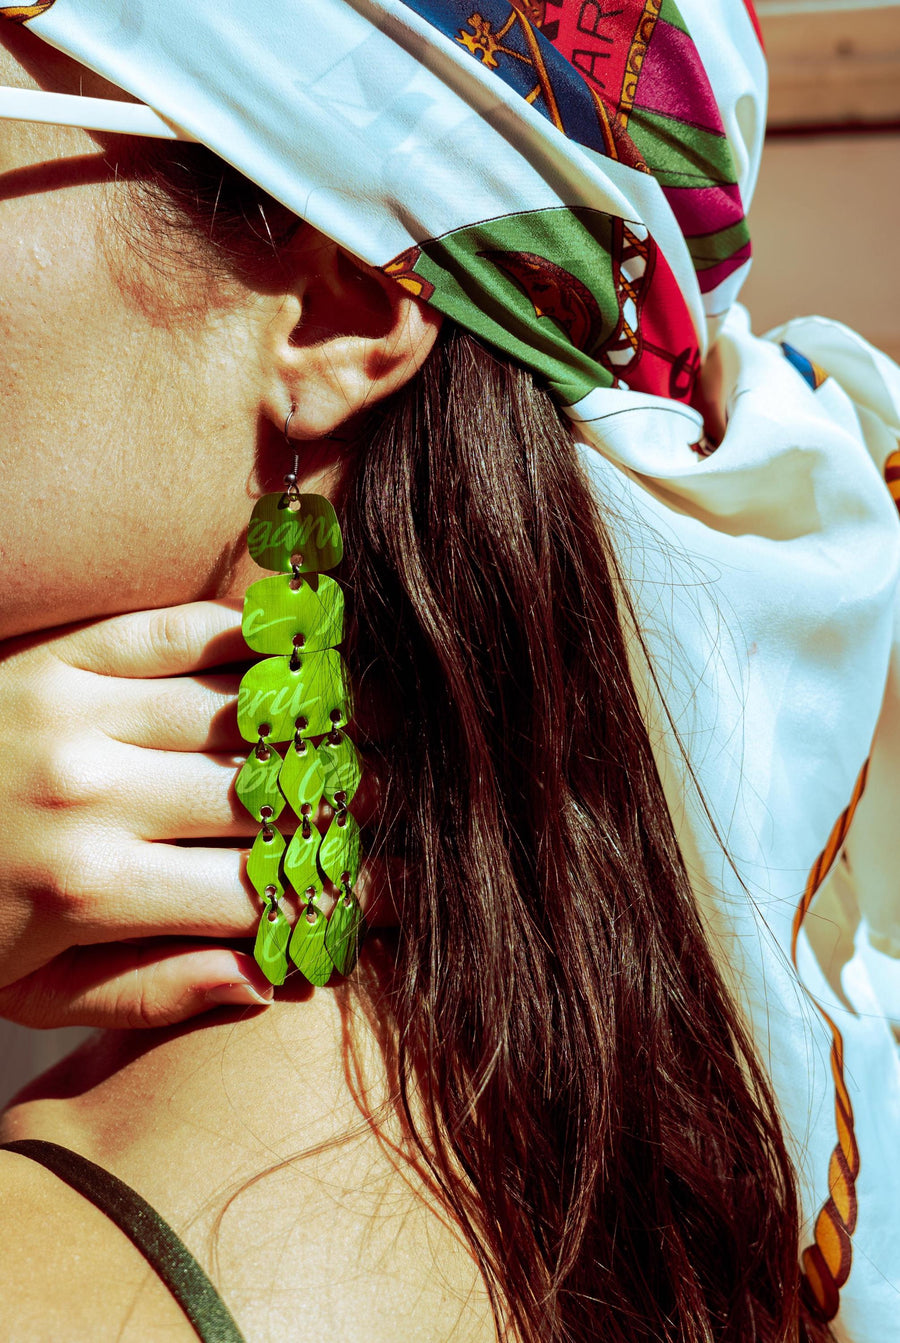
[0, 602, 275, 1029]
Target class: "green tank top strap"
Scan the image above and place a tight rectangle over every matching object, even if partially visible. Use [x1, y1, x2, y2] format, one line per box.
[1, 1139, 246, 1343]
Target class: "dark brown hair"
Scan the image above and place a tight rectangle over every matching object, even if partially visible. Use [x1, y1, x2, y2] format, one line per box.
[116, 140, 832, 1343]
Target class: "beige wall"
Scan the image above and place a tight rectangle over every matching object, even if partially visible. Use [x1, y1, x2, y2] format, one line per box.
[743, 132, 900, 358]
[746, 2, 899, 354]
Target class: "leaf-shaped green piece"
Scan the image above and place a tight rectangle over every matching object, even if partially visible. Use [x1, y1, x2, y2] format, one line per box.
[242, 572, 343, 656]
[278, 740, 325, 815]
[237, 656, 300, 744]
[254, 901, 291, 986]
[246, 826, 286, 901]
[296, 650, 351, 736]
[235, 748, 285, 822]
[283, 824, 322, 899]
[318, 813, 361, 889]
[325, 892, 366, 977]
[289, 905, 332, 986]
[318, 731, 362, 808]
[237, 650, 350, 743]
[246, 493, 343, 574]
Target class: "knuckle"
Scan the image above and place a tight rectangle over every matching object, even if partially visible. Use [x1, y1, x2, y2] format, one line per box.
[120, 959, 177, 1029]
[33, 740, 107, 811]
[144, 605, 194, 668]
[117, 985, 158, 1030]
[35, 833, 114, 927]
[0, 654, 67, 734]
[202, 760, 243, 827]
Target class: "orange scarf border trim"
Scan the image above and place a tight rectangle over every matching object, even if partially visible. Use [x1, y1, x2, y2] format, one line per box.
[791, 760, 869, 1320]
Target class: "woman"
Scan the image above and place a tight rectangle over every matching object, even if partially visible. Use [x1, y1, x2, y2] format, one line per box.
[0, 1, 898, 1339]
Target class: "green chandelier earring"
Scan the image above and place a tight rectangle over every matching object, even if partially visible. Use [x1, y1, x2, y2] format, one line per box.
[235, 409, 365, 988]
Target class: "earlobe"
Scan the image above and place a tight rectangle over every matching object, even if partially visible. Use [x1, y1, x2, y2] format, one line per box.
[259, 238, 442, 440]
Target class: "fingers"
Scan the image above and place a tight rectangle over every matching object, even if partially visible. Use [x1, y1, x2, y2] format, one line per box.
[39, 738, 254, 842]
[106, 672, 243, 752]
[56, 836, 389, 944]
[0, 942, 275, 1030]
[2, 841, 260, 986]
[116, 747, 256, 840]
[77, 841, 259, 941]
[56, 601, 247, 678]
[104, 741, 369, 841]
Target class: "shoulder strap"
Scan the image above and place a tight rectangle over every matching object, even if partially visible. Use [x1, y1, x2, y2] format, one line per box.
[0, 1139, 246, 1343]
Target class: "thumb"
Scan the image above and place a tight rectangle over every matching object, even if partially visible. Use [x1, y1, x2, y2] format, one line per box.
[0, 942, 274, 1030]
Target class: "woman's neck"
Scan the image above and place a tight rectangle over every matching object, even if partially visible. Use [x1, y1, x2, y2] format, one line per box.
[1, 987, 498, 1341]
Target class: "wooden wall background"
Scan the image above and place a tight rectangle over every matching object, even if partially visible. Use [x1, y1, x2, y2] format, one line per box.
[746, 0, 900, 358]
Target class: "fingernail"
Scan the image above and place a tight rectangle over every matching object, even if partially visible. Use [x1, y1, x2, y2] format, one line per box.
[206, 981, 274, 1008]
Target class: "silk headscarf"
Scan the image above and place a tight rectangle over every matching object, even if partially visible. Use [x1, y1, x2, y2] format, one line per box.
[3, 2, 899, 1336]
[2, 0, 766, 421]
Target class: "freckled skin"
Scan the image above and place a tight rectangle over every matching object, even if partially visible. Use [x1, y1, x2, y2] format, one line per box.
[0, 29, 492, 1343]
[0, 31, 291, 642]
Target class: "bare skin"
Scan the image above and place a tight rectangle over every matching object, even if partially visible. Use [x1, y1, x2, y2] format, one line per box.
[0, 23, 436, 1028]
[0, 28, 497, 1341]
[0, 990, 496, 1341]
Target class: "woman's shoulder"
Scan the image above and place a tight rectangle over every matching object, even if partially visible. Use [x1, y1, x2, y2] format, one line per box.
[0, 1001, 499, 1342]
[0, 1146, 197, 1340]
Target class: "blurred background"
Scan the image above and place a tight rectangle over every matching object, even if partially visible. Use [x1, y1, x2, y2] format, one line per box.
[2, 0, 899, 1108]
[744, 0, 900, 358]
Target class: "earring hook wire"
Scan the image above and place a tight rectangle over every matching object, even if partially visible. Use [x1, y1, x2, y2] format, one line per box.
[283, 405, 300, 492]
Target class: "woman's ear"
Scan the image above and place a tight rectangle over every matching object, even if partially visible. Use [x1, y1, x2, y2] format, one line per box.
[257, 234, 442, 439]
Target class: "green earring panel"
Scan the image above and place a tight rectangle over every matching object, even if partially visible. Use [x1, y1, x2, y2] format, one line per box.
[237, 650, 350, 743]
[242, 572, 344, 656]
[278, 740, 325, 815]
[284, 824, 322, 899]
[289, 906, 333, 986]
[238, 486, 363, 987]
[235, 748, 286, 823]
[319, 813, 361, 889]
[247, 493, 344, 573]
[326, 894, 366, 977]
[297, 650, 350, 735]
[254, 901, 291, 987]
[319, 732, 362, 808]
[246, 826, 286, 901]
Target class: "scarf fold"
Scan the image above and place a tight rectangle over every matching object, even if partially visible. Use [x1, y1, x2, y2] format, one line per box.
[2, 0, 764, 411]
